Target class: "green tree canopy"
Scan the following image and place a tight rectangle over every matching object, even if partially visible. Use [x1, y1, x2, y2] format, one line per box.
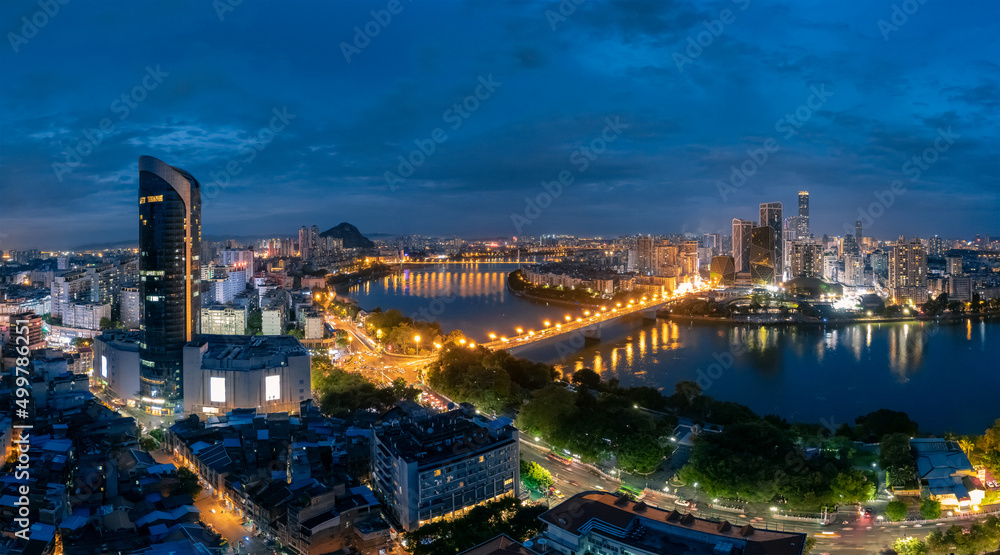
[884, 500, 907, 521]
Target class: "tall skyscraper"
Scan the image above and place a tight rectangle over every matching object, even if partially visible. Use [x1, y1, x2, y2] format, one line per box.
[759, 202, 783, 280]
[855, 220, 863, 242]
[797, 191, 809, 237]
[749, 226, 776, 285]
[731, 219, 754, 273]
[138, 155, 201, 414]
[298, 226, 310, 259]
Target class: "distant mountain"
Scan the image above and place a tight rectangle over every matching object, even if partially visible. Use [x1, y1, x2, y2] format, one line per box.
[320, 222, 375, 249]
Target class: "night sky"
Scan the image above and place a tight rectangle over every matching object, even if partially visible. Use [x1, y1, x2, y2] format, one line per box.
[1, 0, 997, 249]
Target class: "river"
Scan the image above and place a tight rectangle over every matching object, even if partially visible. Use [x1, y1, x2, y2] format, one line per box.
[343, 262, 1000, 433]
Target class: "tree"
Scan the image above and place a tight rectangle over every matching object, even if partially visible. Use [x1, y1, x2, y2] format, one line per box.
[246, 309, 263, 335]
[884, 500, 907, 521]
[176, 467, 202, 498]
[571, 368, 601, 390]
[891, 537, 928, 555]
[615, 432, 664, 474]
[150, 429, 165, 443]
[139, 436, 159, 451]
[403, 497, 546, 555]
[853, 409, 919, 442]
[977, 419, 1000, 478]
[919, 498, 941, 520]
[880, 433, 917, 489]
[830, 470, 875, 504]
[285, 327, 305, 339]
[519, 459, 553, 491]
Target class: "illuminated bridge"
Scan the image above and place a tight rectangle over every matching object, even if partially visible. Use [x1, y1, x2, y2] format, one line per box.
[481, 293, 695, 355]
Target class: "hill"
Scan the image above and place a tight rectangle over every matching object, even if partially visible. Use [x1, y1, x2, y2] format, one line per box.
[320, 222, 375, 249]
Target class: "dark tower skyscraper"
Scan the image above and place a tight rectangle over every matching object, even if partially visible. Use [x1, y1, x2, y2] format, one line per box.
[759, 202, 783, 281]
[138, 155, 201, 414]
[750, 226, 776, 285]
[732, 218, 754, 273]
[855, 220, 863, 242]
[797, 191, 809, 237]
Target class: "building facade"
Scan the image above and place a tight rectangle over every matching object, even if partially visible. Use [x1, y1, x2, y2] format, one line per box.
[749, 226, 775, 285]
[731, 219, 754, 274]
[759, 202, 783, 281]
[182, 334, 311, 415]
[797, 190, 809, 237]
[889, 236, 928, 305]
[93, 330, 142, 405]
[138, 155, 202, 414]
[200, 304, 249, 335]
[371, 405, 519, 531]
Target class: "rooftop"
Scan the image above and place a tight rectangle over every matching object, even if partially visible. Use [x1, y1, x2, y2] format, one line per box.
[189, 334, 308, 370]
[541, 492, 806, 555]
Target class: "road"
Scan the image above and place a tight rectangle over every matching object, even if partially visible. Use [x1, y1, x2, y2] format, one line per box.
[325, 314, 432, 386]
[519, 438, 976, 554]
[151, 449, 271, 554]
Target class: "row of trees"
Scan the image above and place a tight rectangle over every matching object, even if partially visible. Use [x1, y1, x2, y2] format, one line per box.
[426, 347, 556, 415]
[889, 515, 1000, 554]
[364, 308, 467, 355]
[922, 292, 1000, 316]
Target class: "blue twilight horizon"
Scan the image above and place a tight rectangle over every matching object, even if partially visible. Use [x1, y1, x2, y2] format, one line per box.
[1, 0, 997, 249]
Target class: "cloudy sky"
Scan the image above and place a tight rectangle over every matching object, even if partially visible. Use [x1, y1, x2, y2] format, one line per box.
[1, 0, 997, 249]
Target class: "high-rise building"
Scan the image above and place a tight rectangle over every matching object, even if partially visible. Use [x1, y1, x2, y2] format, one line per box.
[789, 240, 823, 279]
[749, 226, 775, 285]
[220, 249, 254, 283]
[121, 286, 141, 329]
[889, 236, 927, 305]
[709, 255, 736, 286]
[797, 191, 809, 237]
[843, 254, 865, 287]
[946, 255, 963, 277]
[371, 404, 519, 531]
[759, 202, 783, 280]
[855, 220, 863, 242]
[634, 236, 656, 275]
[928, 235, 945, 258]
[138, 155, 202, 414]
[731, 219, 754, 273]
[298, 226, 310, 259]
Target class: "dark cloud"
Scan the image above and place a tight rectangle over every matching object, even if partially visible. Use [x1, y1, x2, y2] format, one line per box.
[1, 0, 998, 249]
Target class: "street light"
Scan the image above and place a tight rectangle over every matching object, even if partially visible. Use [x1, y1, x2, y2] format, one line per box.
[489, 333, 497, 340]
[543, 320, 551, 327]
[516, 327, 524, 334]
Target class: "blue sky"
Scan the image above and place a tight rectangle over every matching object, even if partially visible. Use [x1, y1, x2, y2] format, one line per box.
[1, 0, 997, 249]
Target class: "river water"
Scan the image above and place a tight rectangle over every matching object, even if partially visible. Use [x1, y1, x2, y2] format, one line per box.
[344, 262, 1000, 433]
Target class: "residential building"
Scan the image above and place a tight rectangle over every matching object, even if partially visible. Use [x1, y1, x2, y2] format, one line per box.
[299, 308, 324, 340]
[539, 492, 807, 555]
[789, 240, 823, 279]
[261, 290, 289, 336]
[371, 404, 519, 531]
[182, 334, 311, 415]
[947, 255, 963, 277]
[138, 155, 202, 414]
[121, 286, 141, 328]
[220, 248, 254, 283]
[200, 303, 249, 335]
[889, 236, 928, 305]
[61, 302, 111, 330]
[842, 254, 865, 287]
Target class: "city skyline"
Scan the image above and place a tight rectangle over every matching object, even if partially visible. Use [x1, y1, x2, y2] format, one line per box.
[2, 1, 998, 249]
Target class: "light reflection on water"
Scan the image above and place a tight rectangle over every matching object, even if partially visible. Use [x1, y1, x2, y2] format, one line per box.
[345, 263, 1000, 433]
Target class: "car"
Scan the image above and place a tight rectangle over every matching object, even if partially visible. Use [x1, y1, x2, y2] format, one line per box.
[674, 499, 691, 507]
[863, 508, 875, 518]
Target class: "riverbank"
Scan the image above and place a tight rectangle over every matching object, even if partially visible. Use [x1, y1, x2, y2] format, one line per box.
[506, 269, 618, 310]
[665, 311, 1000, 327]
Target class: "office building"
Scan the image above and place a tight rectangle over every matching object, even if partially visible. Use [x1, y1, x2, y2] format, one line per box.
[539, 492, 807, 555]
[759, 202, 783, 280]
[121, 286, 141, 329]
[371, 404, 519, 531]
[855, 220, 863, 242]
[200, 303, 249, 335]
[949, 276, 973, 302]
[138, 155, 202, 414]
[182, 334, 311, 415]
[749, 226, 775, 285]
[708, 256, 736, 287]
[6, 312, 45, 351]
[220, 249, 254, 283]
[889, 236, 928, 305]
[797, 190, 809, 237]
[731, 219, 754, 273]
[93, 330, 141, 405]
[789, 240, 823, 279]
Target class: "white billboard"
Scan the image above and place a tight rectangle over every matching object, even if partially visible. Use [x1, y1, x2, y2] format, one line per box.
[210, 377, 226, 403]
[265, 375, 280, 401]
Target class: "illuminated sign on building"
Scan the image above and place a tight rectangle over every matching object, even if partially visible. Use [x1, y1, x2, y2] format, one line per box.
[210, 377, 226, 403]
[265, 375, 280, 401]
